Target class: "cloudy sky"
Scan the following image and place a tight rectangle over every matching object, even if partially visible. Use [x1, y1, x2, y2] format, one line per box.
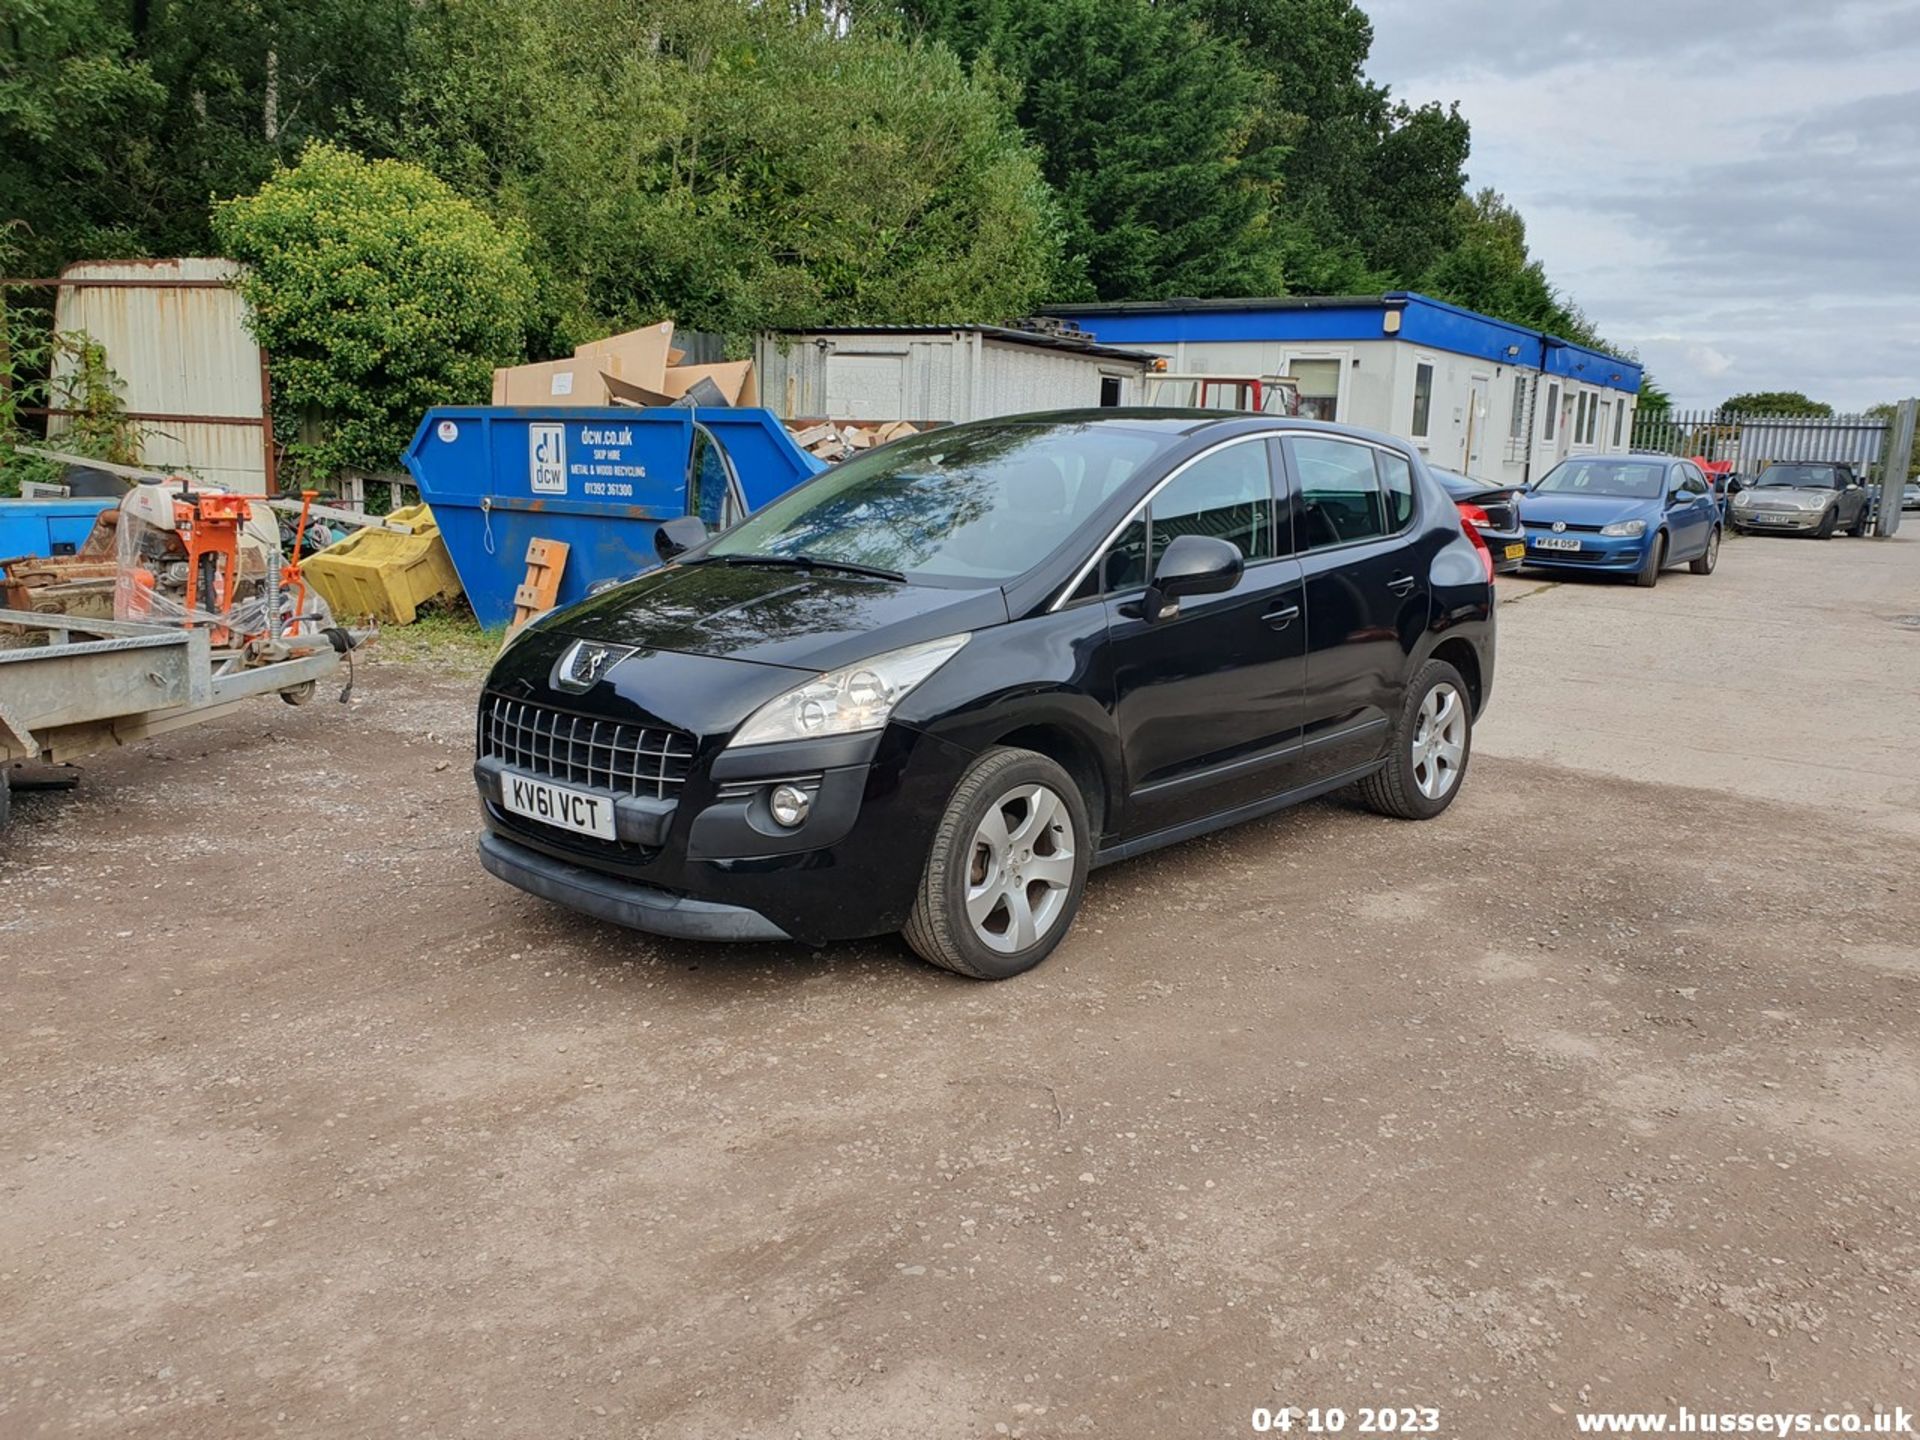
[1364, 0, 1920, 410]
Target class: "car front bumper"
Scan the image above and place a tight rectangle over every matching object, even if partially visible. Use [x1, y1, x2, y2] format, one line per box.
[475, 718, 980, 946]
[1520, 529, 1654, 572]
[479, 832, 792, 940]
[1732, 508, 1823, 532]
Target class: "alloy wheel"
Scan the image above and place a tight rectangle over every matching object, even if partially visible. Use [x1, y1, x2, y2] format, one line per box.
[964, 784, 1076, 953]
[1410, 683, 1467, 801]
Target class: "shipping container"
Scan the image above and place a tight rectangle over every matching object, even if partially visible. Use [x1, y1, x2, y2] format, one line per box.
[755, 326, 1152, 426]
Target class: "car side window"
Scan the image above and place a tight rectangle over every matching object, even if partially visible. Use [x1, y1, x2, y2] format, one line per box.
[1083, 440, 1277, 597]
[1145, 441, 1276, 572]
[1292, 437, 1388, 549]
[1375, 450, 1416, 528]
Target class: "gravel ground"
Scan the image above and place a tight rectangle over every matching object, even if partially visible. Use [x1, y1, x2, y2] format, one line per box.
[3, 532, 1917, 1438]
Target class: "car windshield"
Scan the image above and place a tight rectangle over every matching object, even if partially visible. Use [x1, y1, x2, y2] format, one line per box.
[705, 422, 1163, 583]
[1533, 459, 1665, 499]
[1758, 465, 1843, 489]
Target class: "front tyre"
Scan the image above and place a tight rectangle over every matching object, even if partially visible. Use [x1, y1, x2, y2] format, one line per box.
[1358, 660, 1473, 821]
[1690, 525, 1721, 575]
[1815, 507, 1837, 538]
[904, 747, 1091, 980]
[1635, 532, 1666, 588]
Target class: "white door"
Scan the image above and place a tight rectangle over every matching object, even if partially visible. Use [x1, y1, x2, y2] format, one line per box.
[1465, 374, 1491, 477]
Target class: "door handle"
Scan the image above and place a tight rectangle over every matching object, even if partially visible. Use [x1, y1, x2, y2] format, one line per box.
[1387, 574, 1417, 596]
[1262, 603, 1300, 630]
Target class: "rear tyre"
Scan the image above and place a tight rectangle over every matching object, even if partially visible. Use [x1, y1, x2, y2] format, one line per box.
[1815, 507, 1837, 538]
[1848, 504, 1871, 537]
[1635, 533, 1666, 588]
[1690, 526, 1721, 575]
[1358, 660, 1472, 821]
[904, 747, 1091, 980]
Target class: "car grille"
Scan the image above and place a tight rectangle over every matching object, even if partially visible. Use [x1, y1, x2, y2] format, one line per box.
[1529, 546, 1615, 563]
[1525, 520, 1605, 534]
[480, 695, 695, 800]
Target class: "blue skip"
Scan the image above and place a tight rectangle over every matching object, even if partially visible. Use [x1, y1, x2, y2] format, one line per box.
[404, 406, 825, 627]
[0, 495, 119, 561]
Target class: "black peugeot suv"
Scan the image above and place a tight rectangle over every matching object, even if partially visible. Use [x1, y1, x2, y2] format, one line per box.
[475, 411, 1495, 979]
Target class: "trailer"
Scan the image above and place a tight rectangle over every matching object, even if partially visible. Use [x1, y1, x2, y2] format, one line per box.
[0, 608, 350, 827]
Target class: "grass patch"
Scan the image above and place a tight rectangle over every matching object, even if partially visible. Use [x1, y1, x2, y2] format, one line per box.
[367, 599, 504, 674]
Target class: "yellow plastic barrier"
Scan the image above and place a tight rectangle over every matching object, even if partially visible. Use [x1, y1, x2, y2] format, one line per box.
[301, 503, 463, 625]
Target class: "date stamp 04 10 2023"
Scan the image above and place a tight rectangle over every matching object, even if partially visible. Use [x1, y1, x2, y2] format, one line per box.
[1251, 1407, 1442, 1435]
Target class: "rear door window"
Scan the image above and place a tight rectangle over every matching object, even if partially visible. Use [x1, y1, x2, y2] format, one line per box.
[1375, 450, 1417, 529]
[1290, 436, 1389, 549]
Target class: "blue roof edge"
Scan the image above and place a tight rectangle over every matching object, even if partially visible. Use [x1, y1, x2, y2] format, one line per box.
[1385, 292, 1642, 392]
[1039, 291, 1643, 395]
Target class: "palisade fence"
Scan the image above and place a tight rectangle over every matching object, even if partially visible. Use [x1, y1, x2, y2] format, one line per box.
[1631, 407, 1892, 477]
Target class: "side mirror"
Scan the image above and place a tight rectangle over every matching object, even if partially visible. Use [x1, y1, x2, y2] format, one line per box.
[654, 514, 709, 562]
[1143, 534, 1243, 620]
[1666, 490, 1686, 507]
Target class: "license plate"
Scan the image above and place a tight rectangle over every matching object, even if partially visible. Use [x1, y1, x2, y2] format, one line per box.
[1758, 514, 1794, 525]
[501, 772, 617, 840]
[1533, 535, 1581, 552]
[1503, 543, 1526, 560]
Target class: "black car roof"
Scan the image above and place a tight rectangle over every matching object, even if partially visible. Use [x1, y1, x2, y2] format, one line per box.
[950, 408, 1420, 451]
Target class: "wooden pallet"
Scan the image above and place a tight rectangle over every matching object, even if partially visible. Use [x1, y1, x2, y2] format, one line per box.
[504, 538, 568, 644]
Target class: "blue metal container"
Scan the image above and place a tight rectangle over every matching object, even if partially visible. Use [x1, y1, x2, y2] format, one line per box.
[0, 496, 119, 560]
[404, 406, 825, 627]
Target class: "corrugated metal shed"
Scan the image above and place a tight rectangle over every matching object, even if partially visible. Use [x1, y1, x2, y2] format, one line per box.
[49, 258, 271, 493]
[756, 326, 1152, 424]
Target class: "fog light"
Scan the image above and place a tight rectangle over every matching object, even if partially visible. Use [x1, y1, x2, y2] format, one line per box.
[769, 784, 812, 828]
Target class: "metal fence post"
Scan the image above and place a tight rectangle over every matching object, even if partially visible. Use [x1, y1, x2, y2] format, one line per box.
[1877, 399, 1916, 537]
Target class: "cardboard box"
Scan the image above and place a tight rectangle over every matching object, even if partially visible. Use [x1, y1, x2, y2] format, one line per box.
[573, 321, 674, 394]
[490, 321, 679, 407]
[490, 357, 603, 407]
[661, 360, 757, 407]
[602, 359, 759, 410]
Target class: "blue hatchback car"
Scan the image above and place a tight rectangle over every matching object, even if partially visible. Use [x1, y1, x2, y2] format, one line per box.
[1518, 454, 1722, 587]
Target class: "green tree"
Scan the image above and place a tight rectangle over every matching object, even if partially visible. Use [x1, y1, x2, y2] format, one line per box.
[374, 0, 1064, 343]
[1720, 390, 1833, 417]
[1184, 0, 1468, 292]
[212, 142, 535, 479]
[0, 0, 168, 272]
[888, 0, 1286, 299]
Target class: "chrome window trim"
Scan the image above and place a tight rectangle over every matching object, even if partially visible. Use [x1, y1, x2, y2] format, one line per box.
[1047, 431, 1276, 612]
[1048, 429, 1426, 609]
[1281, 433, 1422, 557]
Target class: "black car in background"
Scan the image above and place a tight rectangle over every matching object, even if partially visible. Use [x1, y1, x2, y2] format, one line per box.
[474, 412, 1496, 979]
[1728, 461, 1875, 537]
[1433, 468, 1526, 573]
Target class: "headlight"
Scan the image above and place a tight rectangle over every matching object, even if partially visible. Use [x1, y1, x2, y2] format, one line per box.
[1600, 519, 1647, 537]
[726, 633, 970, 749]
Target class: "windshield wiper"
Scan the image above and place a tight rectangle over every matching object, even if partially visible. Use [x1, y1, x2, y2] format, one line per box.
[717, 552, 906, 583]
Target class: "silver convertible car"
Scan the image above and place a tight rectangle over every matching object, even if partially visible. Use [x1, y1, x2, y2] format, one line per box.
[1728, 461, 1875, 537]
